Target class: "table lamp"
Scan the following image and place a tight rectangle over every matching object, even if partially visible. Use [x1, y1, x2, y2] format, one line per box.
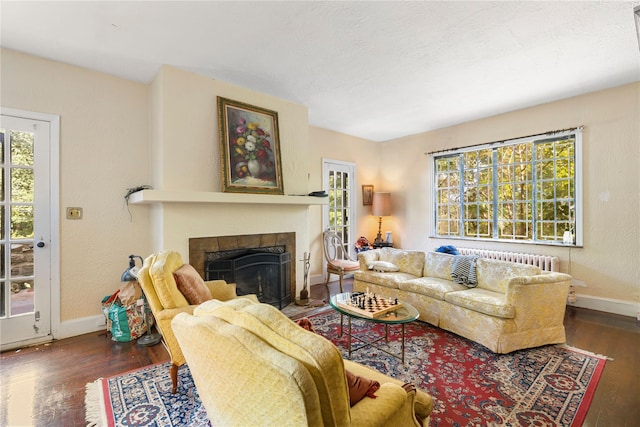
[121, 254, 161, 347]
[372, 192, 391, 244]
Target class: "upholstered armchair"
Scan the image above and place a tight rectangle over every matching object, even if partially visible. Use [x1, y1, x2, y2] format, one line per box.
[137, 250, 258, 393]
[172, 299, 433, 426]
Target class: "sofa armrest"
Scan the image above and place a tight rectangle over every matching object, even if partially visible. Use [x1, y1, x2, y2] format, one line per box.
[154, 305, 197, 321]
[506, 273, 572, 330]
[204, 280, 238, 301]
[357, 250, 381, 271]
[152, 305, 198, 366]
[350, 382, 421, 427]
[344, 359, 432, 423]
[508, 272, 572, 286]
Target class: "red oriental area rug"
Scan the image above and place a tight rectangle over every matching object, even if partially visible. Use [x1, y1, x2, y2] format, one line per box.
[310, 309, 607, 427]
[85, 309, 607, 427]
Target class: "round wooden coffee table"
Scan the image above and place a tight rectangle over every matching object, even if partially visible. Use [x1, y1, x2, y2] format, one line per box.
[329, 292, 419, 364]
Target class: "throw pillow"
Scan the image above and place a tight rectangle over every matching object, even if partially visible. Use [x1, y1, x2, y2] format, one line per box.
[295, 317, 316, 333]
[345, 370, 380, 406]
[367, 261, 400, 272]
[173, 264, 212, 305]
[436, 245, 459, 255]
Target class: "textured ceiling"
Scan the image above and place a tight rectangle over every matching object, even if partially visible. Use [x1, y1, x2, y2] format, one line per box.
[1, 1, 639, 142]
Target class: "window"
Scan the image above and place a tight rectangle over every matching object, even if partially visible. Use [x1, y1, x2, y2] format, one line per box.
[432, 128, 581, 245]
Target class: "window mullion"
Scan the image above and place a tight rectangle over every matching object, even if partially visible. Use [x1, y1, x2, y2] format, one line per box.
[531, 143, 538, 242]
[491, 149, 498, 239]
[458, 156, 464, 238]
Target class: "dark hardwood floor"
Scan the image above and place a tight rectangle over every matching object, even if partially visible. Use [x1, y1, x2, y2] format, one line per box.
[1, 279, 638, 426]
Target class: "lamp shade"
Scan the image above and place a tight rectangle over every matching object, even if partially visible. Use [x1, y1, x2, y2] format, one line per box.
[372, 192, 391, 217]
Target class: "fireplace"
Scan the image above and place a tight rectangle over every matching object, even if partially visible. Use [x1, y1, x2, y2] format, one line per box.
[205, 249, 291, 308]
[189, 233, 296, 309]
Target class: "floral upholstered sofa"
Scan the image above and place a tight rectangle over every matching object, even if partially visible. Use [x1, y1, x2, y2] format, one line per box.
[354, 248, 572, 353]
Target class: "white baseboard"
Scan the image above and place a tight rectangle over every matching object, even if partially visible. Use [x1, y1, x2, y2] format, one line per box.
[57, 314, 106, 340]
[310, 273, 325, 286]
[568, 293, 639, 318]
[309, 273, 357, 288]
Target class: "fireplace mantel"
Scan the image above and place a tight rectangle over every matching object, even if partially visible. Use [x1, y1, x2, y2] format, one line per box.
[127, 190, 328, 206]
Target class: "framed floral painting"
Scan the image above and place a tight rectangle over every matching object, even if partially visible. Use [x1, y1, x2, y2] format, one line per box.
[218, 97, 284, 194]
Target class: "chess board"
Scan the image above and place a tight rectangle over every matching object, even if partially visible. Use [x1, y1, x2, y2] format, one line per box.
[336, 292, 403, 319]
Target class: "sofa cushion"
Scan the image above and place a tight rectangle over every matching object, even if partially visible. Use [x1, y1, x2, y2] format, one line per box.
[173, 264, 212, 305]
[399, 277, 469, 300]
[330, 259, 360, 271]
[444, 288, 515, 318]
[367, 261, 400, 272]
[423, 251, 455, 280]
[148, 251, 189, 309]
[476, 258, 542, 294]
[353, 270, 418, 289]
[378, 248, 425, 277]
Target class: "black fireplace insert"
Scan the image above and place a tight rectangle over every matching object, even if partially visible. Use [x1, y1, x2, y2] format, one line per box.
[205, 249, 291, 309]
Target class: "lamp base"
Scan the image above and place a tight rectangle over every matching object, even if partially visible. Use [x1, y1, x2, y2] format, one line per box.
[137, 332, 162, 347]
[374, 216, 384, 244]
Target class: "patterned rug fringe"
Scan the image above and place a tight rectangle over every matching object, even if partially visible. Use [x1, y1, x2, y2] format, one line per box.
[84, 378, 107, 427]
[558, 343, 613, 360]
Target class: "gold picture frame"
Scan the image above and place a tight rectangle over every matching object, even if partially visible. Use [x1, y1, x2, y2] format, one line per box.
[362, 185, 374, 205]
[218, 97, 284, 194]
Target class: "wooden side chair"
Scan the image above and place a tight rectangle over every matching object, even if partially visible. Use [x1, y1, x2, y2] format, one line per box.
[322, 230, 360, 294]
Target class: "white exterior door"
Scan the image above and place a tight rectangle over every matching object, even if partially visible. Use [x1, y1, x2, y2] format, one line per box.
[0, 112, 56, 350]
[322, 159, 356, 259]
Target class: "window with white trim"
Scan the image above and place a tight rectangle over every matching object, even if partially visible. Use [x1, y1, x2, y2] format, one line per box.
[432, 128, 582, 245]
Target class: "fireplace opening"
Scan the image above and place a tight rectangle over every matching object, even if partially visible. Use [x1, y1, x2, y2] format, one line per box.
[189, 232, 296, 310]
[205, 249, 292, 309]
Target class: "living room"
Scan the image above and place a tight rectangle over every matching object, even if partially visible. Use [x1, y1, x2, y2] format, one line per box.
[0, 1, 639, 426]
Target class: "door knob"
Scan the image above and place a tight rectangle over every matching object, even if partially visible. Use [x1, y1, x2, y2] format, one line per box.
[37, 241, 45, 248]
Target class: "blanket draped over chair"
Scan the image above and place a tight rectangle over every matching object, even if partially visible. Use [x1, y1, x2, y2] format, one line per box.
[172, 298, 434, 426]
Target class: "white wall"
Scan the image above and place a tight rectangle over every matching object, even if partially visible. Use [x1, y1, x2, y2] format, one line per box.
[1, 48, 151, 326]
[2, 47, 637, 339]
[307, 126, 381, 282]
[139, 66, 315, 294]
[379, 82, 640, 314]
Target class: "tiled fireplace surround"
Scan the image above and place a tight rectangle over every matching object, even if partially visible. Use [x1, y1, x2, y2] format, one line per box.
[188, 232, 296, 302]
